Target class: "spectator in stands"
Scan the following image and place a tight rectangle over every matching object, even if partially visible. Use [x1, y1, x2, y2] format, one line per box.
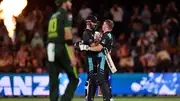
[117, 44, 134, 72]
[131, 7, 141, 23]
[156, 50, 171, 72]
[165, 1, 178, 20]
[15, 45, 29, 73]
[0, 42, 9, 57]
[33, 6, 44, 25]
[141, 4, 151, 27]
[145, 25, 158, 53]
[152, 4, 163, 32]
[165, 16, 180, 46]
[110, 4, 124, 23]
[32, 44, 45, 69]
[25, 13, 37, 32]
[78, 3, 92, 22]
[131, 21, 143, 38]
[110, 4, 124, 38]
[160, 37, 170, 51]
[140, 52, 157, 72]
[118, 34, 126, 45]
[137, 34, 149, 55]
[31, 32, 44, 48]
[24, 13, 37, 43]
[145, 25, 158, 44]
[0, 54, 13, 73]
[32, 59, 43, 73]
[16, 31, 26, 45]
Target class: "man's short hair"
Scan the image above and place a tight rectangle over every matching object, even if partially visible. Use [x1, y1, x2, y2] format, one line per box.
[104, 20, 114, 30]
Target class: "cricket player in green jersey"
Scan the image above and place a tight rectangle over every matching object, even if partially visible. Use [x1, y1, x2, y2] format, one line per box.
[46, 0, 79, 101]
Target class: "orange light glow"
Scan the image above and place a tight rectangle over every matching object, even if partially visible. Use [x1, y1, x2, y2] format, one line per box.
[0, 0, 27, 43]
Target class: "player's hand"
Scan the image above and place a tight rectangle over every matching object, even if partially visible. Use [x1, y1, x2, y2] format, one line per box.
[74, 40, 83, 52]
[79, 44, 89, 51]
[94, 31, 101, 41]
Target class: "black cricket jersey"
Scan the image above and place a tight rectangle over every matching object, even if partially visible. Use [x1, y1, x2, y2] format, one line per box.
[82, 29, 98, 57]
[99, 31, 114, 52]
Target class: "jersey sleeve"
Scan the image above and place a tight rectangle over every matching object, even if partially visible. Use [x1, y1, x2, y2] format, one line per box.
[100, 33, 114, 50]
[99, 35, 109, 47]
[64, 13, 72, 28]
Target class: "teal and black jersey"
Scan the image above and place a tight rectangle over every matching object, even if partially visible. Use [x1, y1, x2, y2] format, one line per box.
[47, 8, 72, 44]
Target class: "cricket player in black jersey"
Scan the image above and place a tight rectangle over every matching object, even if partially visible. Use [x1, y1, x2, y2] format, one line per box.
[79, 19, 114, 101]
[81, 15, 99, 100]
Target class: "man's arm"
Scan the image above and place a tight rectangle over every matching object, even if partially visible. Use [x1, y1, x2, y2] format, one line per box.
[65, 27, 72, 40]
[89, 34, 108, 51]
[80, 34, 108, 51]
[64, 13, 77, 66]
[65, 28, 77, 66]
[89, 44, 103, 52]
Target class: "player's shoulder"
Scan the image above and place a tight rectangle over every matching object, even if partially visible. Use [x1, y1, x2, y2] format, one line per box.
[51, 8, 67, 18]
[103, 32, 113, 39]
[84, 29, 93, 32]
[83, 29, 93, 35]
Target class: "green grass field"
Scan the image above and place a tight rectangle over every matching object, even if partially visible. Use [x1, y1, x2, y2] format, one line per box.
[1, 97, 180, 101]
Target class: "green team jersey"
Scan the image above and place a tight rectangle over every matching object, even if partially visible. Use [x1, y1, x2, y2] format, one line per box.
[47, 8, 72, 44]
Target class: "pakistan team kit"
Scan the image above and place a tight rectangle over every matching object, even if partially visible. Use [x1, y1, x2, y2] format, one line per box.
[46, 0, 79, 101]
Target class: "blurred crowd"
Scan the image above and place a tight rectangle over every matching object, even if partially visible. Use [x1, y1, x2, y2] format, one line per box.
[0, 6, 53, 73]
[0, 1, 180, 73]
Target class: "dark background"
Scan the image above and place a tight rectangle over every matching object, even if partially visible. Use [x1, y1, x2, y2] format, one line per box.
[0, 0, 179, 16]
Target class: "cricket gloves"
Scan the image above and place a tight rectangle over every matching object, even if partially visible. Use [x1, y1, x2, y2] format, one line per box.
[74, 40, 90, 51]
[79, 44, 90, 51]
[74, 40, 83, 52]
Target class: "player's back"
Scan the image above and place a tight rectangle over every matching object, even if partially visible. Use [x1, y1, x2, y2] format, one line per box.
[47, 8, 67, 44]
